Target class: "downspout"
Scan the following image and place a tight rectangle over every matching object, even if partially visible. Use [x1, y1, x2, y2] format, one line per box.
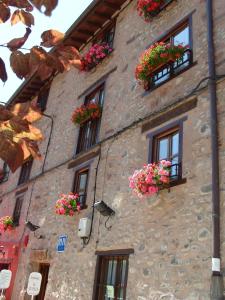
[206, 0, 224, 299]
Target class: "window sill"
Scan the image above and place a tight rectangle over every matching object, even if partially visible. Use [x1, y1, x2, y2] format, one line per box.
[141, 61, 198, 98]
[169, 177, 187, 188]
[68, 144, 100, 169]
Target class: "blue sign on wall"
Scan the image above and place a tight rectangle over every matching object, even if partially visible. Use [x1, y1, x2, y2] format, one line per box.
[56, 235, 68, 253]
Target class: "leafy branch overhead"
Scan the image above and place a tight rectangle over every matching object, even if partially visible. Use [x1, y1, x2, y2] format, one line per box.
[0, 0, 83, 83]
[0, 102, 43, 172]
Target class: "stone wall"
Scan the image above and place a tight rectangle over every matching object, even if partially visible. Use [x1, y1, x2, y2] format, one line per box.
[1, 0, 225, 299]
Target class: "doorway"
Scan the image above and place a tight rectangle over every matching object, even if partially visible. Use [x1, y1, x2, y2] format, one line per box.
[35, 264, 50, 300]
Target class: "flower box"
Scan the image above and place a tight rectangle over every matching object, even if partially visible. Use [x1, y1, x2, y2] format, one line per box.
[81, 43, 113, 71]
[71, 102, 101, 126]
[135, 42, 186, 89]
[137, 0, 168, 22]
[55, 193, 81, 217]
[129, 160, 171, 199]
[0, 216, 15, 232]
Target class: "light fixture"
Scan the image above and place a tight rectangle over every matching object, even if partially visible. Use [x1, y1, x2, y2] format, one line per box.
[94, 201, 115, 216]
[25, 221, 40, 232]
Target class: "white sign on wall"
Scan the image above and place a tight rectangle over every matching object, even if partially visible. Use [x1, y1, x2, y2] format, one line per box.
[27, 272, 42, 296]
[0, 270, 12, 289]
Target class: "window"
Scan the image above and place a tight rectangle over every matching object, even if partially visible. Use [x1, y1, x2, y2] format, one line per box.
[35, 264, 50, 300]
[18, 158, 33, 186]
[153, 127, 181, 180]
[148, 118, 187, 183]
[37, 87, 50, 112]
[76, 85, 105, 154]
[13, 195, 24, 226]
[0, 163, 9, 184]
[73, 168, 89, 209]
[93, 250, 133, 300]
[93, 23, 115, 48]
[149, 20, 193, 89]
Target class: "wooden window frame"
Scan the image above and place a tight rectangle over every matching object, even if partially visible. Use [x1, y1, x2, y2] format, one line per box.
[36, 86, 50, 112]
[0, 163, 9, 184]
[92, 249, 134, 300]
[13, 195, 24, 226]
[146, 14, 194, 92]
[17, 158, 33, 186]
[73, 167, 90, 209]
[76, 85, 105, 154]
[93, 20, 116, 49]
[147, 117, 187, 187]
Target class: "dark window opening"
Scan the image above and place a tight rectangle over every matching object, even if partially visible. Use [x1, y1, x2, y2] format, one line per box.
[73, 168, 89, 209]
[0, 163, 10, 184]
[13, 195, 24, 226]
[18, 158, 33, 186]
[37, 87, 50, 112]
[35, 264, 50, 300]
[93, 23, 115, 48]
[76, 85, 105, 154]
[148, 21, 193, 90]
[93, 255, 129, 300]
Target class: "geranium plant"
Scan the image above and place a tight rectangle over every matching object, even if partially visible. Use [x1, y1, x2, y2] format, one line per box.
[55, 193, 80, 216]
[81, 43, 113, 71]
[129, 160, 171, 198]
[135, 42, 186, 89]
[137, 0, 165, 22]
[0, 216, 14, 232]
[71, 102, 101, 126]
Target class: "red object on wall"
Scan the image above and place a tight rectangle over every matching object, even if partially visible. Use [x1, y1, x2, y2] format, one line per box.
[24, 234, 29, 248]
[0, 241, 21, 300]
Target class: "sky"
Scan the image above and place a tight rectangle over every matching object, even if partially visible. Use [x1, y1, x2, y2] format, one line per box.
[0, 0, 93, 103]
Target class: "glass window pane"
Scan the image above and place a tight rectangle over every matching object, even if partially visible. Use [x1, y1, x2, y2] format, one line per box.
[172, 133, 179, 155]
[79, 173, 87, 191]
[174, 26, 189, 46]
[159, 138, 169, 160]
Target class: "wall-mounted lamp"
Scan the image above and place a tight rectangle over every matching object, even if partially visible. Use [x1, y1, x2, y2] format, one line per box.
[25, 221, 40, 232]
[94, 201, 115, 216]
[25, 221, 44, 239]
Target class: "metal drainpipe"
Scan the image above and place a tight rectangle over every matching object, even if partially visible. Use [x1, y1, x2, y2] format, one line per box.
[206, 0, 224, 299]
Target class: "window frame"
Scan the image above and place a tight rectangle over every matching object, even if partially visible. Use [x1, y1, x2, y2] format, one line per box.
[93, 249, 134, 300]
[73, 167, 90, 209]
[0, 163, 10, 184]
[13, 195, 24, 226]
[36, 86, 50, 112]
[147, 117, 187, 185]
[17, 158, 33, 186]
[93, 21, 116, 49]
[146, 15, 194, 91]
[76, 84, 105, 154]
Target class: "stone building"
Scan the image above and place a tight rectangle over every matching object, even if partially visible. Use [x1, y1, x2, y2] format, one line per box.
[0, 0, 225, 299]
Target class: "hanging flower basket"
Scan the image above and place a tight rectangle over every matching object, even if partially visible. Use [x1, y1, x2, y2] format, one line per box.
[0, 216, 15, 232]
[129, 160, 171, 199]
[135, 42, 186, 89]
[71, 102, 102, 126]
[55, 193, 81, 217]
[137, 0, 165, 22]
[81, 43, 113, 71]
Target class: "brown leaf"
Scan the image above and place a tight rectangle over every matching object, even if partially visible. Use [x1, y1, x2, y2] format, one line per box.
[7, 27, 31, 51]
[14, 124, 43, 141]
[29, 46, 48, 66]
[30, 0, 58, 16]
[36, 63, 54, 81]
[10, 101, 42, 123]
[56, 45, 82, 70]
[0, 132, 24, 173]
[41, 29, 64, 48]
[10, 51, 30, 79]
[0, 57, 8, 83]
[9, 116, 30, 133]
[20, 138, 42, 160]
[0, 3, 10, 23]
[5, 0, 33, 11]
[0, 105, 13, 121]
[11, 9, 34, 27]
